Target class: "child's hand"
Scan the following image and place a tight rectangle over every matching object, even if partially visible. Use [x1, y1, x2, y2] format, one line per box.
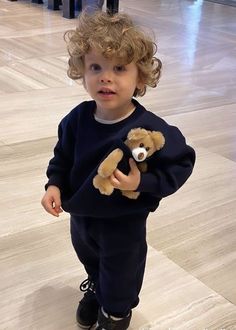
[110, 158, 141, 191]
[41, 185, 63, 217]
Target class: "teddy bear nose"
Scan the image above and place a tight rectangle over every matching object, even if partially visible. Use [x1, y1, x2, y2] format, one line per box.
[138, 153, 145, 160]
[132, 147, 148, 162]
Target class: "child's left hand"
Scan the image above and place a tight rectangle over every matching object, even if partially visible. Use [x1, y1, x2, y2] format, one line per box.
[110, 158, 141, 191]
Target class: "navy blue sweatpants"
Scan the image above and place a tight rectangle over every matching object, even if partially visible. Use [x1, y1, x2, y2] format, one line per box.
[70, 212, 149, 317]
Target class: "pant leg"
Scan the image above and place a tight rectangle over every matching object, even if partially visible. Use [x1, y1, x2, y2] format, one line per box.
[70, 215, 99, 282]
[93, 212, 149, 318]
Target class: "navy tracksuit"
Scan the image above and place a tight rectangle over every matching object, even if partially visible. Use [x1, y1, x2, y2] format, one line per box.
[45, 99, 195, 316]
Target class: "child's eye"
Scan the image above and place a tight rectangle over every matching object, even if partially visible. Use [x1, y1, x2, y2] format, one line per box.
[90, 64, 101, 72]
[114, 65, 126, 72]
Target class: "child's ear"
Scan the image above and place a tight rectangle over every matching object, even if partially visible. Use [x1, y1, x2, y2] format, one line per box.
[135, 76, 145, 96]
[136, 79, 145, 91]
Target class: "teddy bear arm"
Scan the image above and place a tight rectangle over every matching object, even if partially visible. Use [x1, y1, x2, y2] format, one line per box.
[98, 148, 124, 178]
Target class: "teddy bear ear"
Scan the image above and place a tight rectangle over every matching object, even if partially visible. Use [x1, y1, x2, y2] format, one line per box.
[151, 131, 165, 150]
[127, 128, 149, 140]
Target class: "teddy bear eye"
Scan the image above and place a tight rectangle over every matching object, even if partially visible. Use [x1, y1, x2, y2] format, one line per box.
[140, 143, 144, 148]
[146, 147, 150, 151]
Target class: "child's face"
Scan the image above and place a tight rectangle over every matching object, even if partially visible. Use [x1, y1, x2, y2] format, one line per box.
[83, 49, 143, 118]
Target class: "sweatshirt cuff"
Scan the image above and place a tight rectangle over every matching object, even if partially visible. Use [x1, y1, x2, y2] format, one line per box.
[136, 173, 159, 194]
[45, 176, 64, 191]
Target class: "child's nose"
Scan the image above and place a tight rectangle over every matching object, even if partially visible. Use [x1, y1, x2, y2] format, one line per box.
[100, 77, 111, 83]
[100, 71, 112, 83]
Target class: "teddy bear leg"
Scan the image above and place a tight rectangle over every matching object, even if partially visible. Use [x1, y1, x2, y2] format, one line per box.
[121, 190, 140, 199]
[137, 162, 147, 172]
[93, 175, 114, 195]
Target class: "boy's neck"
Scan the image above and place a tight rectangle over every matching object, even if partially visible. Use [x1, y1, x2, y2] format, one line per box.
[94, 107, 136, 124]
[95, 102, 135, 121]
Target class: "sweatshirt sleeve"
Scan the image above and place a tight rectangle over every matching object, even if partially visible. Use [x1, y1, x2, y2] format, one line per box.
[136, 126, 195, 198]
[45, 114, 75, 191]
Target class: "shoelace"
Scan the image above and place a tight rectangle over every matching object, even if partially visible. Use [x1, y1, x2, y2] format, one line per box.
[80, 278, 96, 293]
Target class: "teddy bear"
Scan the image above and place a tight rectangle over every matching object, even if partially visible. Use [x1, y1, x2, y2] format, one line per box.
[93, 128, 165, 199]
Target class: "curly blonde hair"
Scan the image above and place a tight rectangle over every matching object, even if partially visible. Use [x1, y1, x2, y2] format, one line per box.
[64, 11, 162, 97]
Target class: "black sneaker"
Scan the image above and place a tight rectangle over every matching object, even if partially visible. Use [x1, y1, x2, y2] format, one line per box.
[95, 308, 132, 330]
[76, 278, 99, 329]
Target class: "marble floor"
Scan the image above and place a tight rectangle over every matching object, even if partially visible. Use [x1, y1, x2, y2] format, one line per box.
[0, 0, 236, 329]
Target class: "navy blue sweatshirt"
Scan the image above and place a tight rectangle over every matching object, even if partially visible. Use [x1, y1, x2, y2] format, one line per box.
[45, 99, 195, 217]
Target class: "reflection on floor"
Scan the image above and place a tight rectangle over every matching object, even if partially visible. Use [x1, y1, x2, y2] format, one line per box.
[205, 0, 236, 7]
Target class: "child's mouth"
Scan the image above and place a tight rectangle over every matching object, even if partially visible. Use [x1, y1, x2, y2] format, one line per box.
[98, 88, 116, 95]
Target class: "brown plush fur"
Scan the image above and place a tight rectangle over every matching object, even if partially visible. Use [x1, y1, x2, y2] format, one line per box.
[93, 128, 165, 199]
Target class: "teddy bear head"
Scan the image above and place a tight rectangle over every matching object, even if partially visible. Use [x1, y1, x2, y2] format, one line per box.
[125, 128, 165, 162]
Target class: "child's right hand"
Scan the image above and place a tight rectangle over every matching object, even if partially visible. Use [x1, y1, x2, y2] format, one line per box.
[41, 185, 63, 217]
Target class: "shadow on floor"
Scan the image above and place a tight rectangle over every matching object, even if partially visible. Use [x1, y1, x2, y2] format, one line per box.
[18, 285, 80, 329]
